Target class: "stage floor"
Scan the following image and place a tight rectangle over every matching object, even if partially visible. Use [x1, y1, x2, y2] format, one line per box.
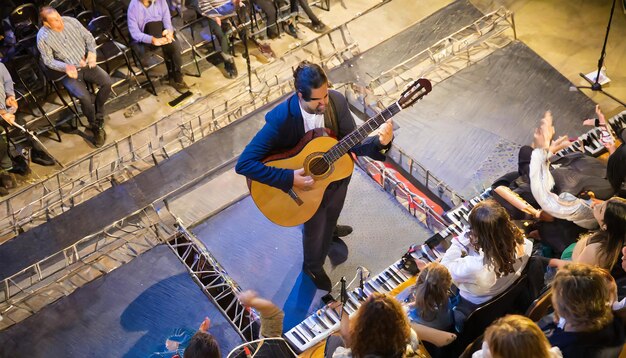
[189, 167, 432, 331]
[391, 41, 596, 197]
[0, 245, 243, 357]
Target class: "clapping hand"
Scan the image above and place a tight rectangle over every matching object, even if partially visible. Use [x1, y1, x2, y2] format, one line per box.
[533, 111, 555, 150]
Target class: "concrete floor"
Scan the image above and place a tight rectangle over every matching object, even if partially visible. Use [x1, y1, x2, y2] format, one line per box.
[5, 0, 626, 198]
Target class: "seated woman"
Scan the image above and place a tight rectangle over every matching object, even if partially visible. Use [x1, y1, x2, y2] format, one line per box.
[407, 262, 454, 331]
[472, 315, 562, 358]
[550, 197, 626, 272]
[542, 263, 625, 357]
[440, 199, 533, 329]
[324, 292, 421, 358]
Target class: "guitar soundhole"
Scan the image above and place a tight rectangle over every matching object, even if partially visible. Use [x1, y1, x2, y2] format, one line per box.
[309, 157, 330, 176]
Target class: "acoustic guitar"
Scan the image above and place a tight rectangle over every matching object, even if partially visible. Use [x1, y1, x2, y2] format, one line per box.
[249, 78, 432, 227]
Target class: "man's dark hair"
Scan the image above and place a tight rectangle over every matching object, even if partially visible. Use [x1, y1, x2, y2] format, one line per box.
[293, 61, 327, 101]
[184, 331, 221, 358]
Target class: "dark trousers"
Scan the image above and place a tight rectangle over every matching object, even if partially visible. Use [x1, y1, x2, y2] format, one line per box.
[62, 66, 113, 126]
[302, 176, 350, 271]
[0, 128, 11, 170]
[278, 0, 321, 24]
[133, 21, 184, 76]
[131, 39, 183, 76]
[207, 17, 233, 60]
[252, 0, 279, 37]
[0, 116, 47, 170]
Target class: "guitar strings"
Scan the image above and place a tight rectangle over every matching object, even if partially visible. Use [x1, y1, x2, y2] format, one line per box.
[308, 104, 399, 175]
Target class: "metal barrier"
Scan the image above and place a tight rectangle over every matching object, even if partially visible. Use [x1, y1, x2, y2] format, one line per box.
[0, 207, 167, 329]
[356, 156, 448, 232]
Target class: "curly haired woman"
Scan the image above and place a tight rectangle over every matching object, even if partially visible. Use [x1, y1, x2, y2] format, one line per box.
[440, 199, 532, 328]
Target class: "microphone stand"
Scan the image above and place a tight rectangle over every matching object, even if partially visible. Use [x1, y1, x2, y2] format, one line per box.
[575, 0, 625, 107]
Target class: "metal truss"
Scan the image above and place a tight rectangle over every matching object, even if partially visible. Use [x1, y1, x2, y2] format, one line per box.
[161, 217, 260, 342]
[0, 207, 167, 330]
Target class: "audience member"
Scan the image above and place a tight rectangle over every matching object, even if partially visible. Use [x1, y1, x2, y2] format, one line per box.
[440, 199, 532, 329]
[127, 0, 190, 93]
[407, 262, 454, 331]
[183, 319, 221, 358]
[0, 62, 56, 195]
[543, 263, 625, 358]
[549, 197, 626, 272]
[324, 292, 421, 358]
[530, 111, 599, 230]
[236, 290, 284, 338]
[472, 315, 562, 358]
[37, 7, 113, 148]
[191, 0, 242, 79]
[607, 127, 626, 198]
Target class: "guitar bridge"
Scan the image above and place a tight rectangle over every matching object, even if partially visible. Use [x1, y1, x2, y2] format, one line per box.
[288, 189, 304, 206]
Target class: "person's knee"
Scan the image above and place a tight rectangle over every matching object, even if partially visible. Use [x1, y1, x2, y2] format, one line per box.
[99, 74, 113, 89]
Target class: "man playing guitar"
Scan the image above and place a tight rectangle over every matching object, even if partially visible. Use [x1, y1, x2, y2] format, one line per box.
[236, 61, 393, 292]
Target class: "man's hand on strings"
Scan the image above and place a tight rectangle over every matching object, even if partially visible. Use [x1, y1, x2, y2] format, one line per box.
[293, 168, 314, 190]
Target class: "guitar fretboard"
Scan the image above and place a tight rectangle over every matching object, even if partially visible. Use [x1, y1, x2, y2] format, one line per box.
[323, 102, 402, 163]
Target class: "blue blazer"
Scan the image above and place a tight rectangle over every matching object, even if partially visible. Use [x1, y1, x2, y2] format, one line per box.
[236, 90, 390, 192]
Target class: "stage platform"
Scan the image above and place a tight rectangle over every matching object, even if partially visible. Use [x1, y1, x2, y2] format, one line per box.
[187, 167, 432, 331]
[0, 245, 243, 357]
[389, 41, 596, 198]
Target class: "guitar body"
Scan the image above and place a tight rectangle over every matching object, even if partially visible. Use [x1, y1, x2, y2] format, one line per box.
[250, 135, 354, 227]
[247, 78, 432, 227]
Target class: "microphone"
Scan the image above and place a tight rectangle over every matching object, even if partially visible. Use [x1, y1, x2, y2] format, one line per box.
[358, 266, 369, 299]
[340, 277, 347, 317]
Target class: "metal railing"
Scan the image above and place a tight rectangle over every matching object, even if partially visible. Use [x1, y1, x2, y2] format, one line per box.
[356, 156, 448, 232]
[0, 207, 167, 329]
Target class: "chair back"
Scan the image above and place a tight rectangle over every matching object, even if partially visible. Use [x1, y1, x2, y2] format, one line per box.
[525, 287, 552, 322]
[76, 10, 94, 27]
[88, 15, 114, 40]
[49, 0, 82, 17]
[10, 3, 39, 29]
[450, 273, 529, 357]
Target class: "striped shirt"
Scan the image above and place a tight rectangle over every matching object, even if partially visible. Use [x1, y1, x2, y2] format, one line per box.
[192, 0, 231, 17]
[37, 17, 97, 73]
[0, 63, 15, 112]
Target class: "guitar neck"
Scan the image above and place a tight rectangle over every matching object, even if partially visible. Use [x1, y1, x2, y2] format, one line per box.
[324, 102, 401, 163]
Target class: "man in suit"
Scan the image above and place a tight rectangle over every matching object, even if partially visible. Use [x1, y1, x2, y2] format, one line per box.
[236, 61, 393, 292]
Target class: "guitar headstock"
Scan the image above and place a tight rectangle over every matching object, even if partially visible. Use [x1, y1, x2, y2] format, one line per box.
[398, 78, 432, 109]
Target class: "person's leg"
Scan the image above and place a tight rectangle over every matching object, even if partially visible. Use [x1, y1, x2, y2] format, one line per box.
[296, 0, 321, 24]
[81, 66, 113, 122]
[0, 129, 14, 193]
[81, 66, 112, 146]
[253, 0, 279, 38]
[161, 38, 188, 90]
[15, 116, 54, 166]
[302, 177, 350, 290]
[62, 72, 97, 126]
